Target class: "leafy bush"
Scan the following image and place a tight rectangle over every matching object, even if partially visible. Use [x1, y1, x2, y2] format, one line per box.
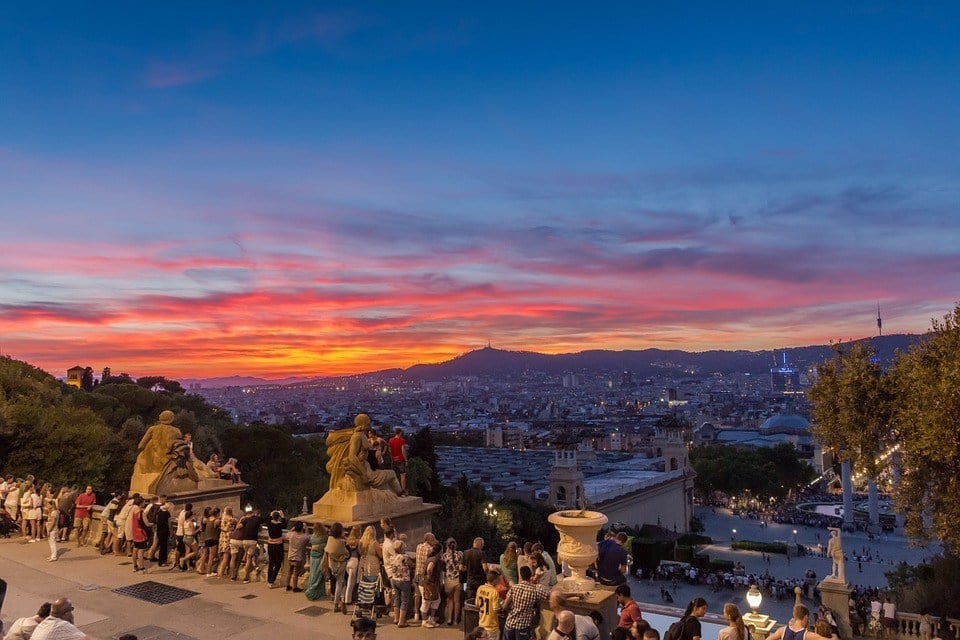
[709, 559, 736, 572]
[732, 540, 789, 554]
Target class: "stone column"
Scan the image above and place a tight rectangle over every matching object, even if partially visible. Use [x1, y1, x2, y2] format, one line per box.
[868, 479, 880, 533]
[819, 579, 853, 640]
[841, 459, 854, 531]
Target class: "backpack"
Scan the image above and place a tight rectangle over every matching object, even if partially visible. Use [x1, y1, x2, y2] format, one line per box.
[664, 616, 688, 640]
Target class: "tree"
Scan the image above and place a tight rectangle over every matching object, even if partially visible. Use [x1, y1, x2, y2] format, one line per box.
[890, 305, 960, 550]
[80, 367, 95, 391]
[220, 422, 328, 514]
[690, 443, 814, 500]
[809, 342, 892, 479]
[408, 426, 442, 502]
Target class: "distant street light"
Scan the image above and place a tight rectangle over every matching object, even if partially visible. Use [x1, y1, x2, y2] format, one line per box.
[793, 529, 798, 543]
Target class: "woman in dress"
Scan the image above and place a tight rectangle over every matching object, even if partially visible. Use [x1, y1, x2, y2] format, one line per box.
[358, 525, 382, 595]
[325, 522, 349, 611]
[129, 495, 149, 572]
[500, 540, 519, 585]
[305, 523, 329, 600]
[45, 492, 60, 561]
[217, 507, 237, 577]
[344, 525, 362, 605]
[443, 537, 464, 626]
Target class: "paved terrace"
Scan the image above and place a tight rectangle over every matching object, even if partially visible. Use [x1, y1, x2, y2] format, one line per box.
[0, 535, 461, 640]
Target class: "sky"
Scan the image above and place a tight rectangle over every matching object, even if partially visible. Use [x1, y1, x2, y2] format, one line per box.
[1, 2, 959, 379]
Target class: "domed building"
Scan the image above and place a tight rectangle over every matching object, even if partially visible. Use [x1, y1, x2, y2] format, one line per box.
[714, 412, 815, 458]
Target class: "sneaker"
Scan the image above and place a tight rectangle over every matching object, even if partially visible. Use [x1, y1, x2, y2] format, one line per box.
[243, 579, 251, 584]
[28, 539, 36, 543]
[423, 619, 437, 628]
[206, 572, 217, 577]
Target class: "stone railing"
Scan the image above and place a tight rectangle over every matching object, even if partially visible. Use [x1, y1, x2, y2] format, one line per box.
[888, 613, 960, 640]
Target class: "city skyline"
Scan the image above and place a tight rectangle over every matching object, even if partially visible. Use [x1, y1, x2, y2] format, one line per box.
[2, 3, 958, 378]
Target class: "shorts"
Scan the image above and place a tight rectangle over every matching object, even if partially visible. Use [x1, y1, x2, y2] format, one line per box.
[392, 459, 407, 474]
[884, 618, 897, 629]
[230, 539, 244, 554]
[483, 629, 501, 640]
[134, 540, 149, 550]
[76, 516, 91, 529]
[184, 535, 197, 546]
[204, 538, 217, 548]
[176, 535, 185, 554]
[242, 539, 258, 559]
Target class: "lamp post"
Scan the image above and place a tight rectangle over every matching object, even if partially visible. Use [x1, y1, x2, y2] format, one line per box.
[793, 529, 798, 543]
[742, 584, 777, 640]
[732, 528, 737, 542]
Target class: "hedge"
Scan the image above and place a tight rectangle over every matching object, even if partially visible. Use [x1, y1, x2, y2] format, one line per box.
[731, 540, 789, 554]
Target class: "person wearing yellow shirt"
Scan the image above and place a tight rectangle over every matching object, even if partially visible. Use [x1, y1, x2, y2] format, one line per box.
[476, 570, 504, 640]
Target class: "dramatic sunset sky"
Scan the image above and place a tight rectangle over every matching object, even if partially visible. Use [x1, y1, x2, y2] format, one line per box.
[2, 3, 958, 378]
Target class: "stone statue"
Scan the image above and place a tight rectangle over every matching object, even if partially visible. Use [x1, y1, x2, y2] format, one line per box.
[130, 410, 198, 495]
[827, 527, 846, 583]
[183, 433, 218, 479]
[326, 414, 403, 496]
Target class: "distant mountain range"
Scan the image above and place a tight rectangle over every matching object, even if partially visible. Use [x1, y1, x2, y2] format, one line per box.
[182, 334, 919, 387]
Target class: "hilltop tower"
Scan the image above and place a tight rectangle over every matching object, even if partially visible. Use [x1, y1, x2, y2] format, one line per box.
[549, 435, 585, 510]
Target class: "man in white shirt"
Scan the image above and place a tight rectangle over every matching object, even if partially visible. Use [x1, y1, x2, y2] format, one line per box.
[30, 599, 90, 640]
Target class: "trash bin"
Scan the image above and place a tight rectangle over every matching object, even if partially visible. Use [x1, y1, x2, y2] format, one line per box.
[462, 598, 479, 637]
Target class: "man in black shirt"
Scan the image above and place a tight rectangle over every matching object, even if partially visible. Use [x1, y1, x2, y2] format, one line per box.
[462, 537, 488, 599]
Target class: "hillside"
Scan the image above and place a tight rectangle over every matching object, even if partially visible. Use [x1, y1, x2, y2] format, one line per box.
[398, 334, 918, 380]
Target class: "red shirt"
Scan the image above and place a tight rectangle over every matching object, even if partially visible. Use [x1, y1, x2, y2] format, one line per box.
[74, 492, 96, 519]
[618, 599, 643, 628]
[389, 435, 407, 461]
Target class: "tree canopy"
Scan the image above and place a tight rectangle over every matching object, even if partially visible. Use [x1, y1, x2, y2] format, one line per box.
[690, 442, 815, 500]
[889, 305, 960, 549]
[809, 342, 892, 477]
[809, 304, 960, 551]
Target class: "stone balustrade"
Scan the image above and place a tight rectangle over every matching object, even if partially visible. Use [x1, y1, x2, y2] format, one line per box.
[884, 612, 960, 640]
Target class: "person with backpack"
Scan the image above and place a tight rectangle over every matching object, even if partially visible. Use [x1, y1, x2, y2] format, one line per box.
[664, 598, 708, 640]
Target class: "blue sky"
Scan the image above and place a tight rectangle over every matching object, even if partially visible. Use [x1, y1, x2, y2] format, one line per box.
[1, 2, 958, 377]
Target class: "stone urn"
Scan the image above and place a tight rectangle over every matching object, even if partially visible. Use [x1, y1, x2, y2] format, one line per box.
[548, 509, 608, 590]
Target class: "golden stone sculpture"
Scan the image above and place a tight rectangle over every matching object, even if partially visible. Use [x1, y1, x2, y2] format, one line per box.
[325, 414, 403, 496]
[130, 410, 198, 496]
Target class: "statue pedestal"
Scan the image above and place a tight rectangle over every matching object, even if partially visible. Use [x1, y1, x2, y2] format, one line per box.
[819, 578, 853, 640]
[538, 589, 618, 640]
[295, 489, 440, 542]
[165, 481, 249, 516]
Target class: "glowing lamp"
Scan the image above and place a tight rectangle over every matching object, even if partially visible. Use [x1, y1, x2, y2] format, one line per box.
[746, 584, 762, 614]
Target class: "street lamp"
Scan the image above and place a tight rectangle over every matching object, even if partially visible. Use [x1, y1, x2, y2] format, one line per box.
[732, 528, 737, 541]
[793, 529, 798, 543]
[743, 584, 776, 640]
